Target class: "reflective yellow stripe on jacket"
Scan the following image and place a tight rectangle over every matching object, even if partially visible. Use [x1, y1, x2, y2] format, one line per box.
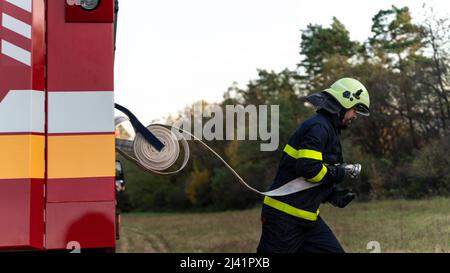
[283, 144, 328, 183]
[264, 196, 320, 221]
[308, 164, 327, 183]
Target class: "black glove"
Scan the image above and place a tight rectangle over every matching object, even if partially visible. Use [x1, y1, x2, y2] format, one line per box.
[326, 187, 355, 208]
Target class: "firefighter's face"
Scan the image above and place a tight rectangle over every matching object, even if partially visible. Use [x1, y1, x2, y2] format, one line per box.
[342, 108, 358, 126]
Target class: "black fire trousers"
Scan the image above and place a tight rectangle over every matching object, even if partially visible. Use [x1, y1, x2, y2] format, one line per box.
[256, 214, 345, 253]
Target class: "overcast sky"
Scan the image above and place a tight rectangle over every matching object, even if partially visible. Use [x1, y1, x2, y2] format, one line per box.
[114, 0, 448, 124]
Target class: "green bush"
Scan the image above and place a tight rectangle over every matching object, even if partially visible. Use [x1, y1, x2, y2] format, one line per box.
[380, 136, 450, 199]
[409, 136, 450, 196]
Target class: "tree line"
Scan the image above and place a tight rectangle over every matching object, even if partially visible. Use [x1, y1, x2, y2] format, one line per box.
[118, 5, 450, 212]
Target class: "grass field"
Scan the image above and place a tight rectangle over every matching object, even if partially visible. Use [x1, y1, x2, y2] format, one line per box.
[116, 197, 450, 253]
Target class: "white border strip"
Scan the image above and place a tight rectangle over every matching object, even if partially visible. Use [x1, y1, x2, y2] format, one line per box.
[0, 90, 45, 133]
[2, 13, 32, 39]
[48, 91, 115, 134]
[1, 39, 31, 66]
[5, 0, 32, 13]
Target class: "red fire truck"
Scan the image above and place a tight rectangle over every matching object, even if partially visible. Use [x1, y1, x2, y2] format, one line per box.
[0, 0, 121, 251]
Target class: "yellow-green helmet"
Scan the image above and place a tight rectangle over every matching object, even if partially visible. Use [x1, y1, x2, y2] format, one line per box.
[324, 78, 370, 116]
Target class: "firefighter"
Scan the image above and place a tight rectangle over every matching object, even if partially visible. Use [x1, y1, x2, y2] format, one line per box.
[256, 77, 370, 253]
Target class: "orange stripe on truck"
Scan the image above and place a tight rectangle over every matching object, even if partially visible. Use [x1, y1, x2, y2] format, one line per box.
[0, 134, 44, 179]
[47, 134, 115, 179]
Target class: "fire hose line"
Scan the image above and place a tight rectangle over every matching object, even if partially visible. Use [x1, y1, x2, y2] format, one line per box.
[116, 123, 323, 197]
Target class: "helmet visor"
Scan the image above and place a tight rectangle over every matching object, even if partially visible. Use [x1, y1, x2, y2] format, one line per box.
[355, 104, 370, 116]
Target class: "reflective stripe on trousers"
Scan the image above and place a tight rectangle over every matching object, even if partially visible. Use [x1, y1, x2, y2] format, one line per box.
[263, 196, 320, 221]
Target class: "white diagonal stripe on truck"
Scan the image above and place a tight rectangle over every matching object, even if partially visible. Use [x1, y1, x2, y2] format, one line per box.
[2, 13, 32, 39]
[5, 0, 32, 13]
[1, 39, 31, 66]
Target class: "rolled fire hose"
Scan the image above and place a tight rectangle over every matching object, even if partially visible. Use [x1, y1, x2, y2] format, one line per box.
[116, 123, 190, 175]
[115, 108, 361, 197]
